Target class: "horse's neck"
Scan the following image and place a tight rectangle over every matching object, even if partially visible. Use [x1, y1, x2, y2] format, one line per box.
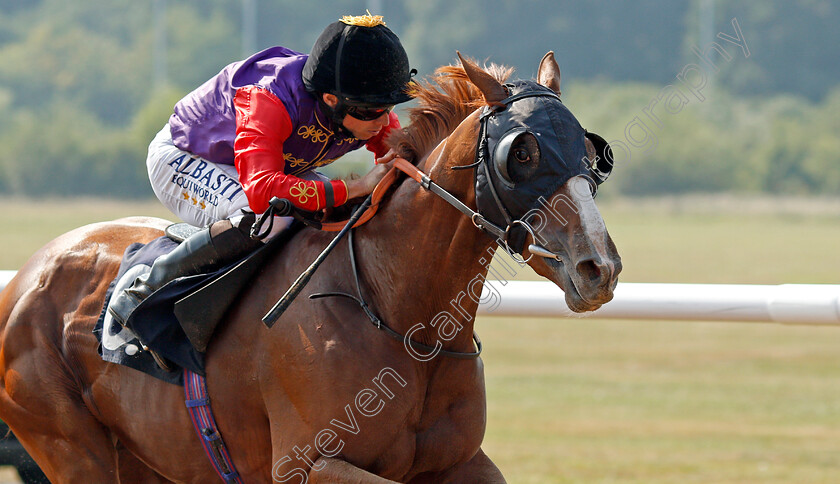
[357, 119, 492, 353]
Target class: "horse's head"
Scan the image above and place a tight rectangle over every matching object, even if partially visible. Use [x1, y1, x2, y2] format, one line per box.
[457, 52, 622, 312]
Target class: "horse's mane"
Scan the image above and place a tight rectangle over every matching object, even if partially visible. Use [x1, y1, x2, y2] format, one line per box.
[387, 60, 514, 163]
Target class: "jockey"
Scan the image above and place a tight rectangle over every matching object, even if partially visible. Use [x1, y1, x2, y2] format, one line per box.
[109, 13, 414, 329]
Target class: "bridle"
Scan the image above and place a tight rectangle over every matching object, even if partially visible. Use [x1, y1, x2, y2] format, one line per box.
[452, 87, 570, 256]
[259, 83, 611, 359]
[306, 86, 598, 359]
[391, 83, 609, 260]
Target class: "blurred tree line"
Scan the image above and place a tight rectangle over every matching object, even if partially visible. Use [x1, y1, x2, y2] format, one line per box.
[0, 0, 838, 198]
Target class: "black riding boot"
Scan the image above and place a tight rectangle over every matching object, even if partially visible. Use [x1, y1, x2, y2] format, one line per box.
[108, 227, 223, 328]
[109, 218, 262, 327]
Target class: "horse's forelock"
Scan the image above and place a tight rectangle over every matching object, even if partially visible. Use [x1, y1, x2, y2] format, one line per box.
[387, 61, 514, 164]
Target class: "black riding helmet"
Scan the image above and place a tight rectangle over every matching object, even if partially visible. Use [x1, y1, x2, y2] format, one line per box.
[303, 14, 415, 118]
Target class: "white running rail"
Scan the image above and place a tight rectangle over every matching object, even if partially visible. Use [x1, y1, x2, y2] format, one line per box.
[476, 281, 840, 325]
[2, 270, 838, 325]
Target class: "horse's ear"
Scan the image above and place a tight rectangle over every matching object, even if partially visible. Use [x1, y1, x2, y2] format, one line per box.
[457, 51, 507, 105]
[537, 51, 562, 95]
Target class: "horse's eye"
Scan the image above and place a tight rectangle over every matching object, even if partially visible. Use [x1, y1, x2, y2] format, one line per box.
[514, 147, 530, 163]
[495, 130, 539, 184]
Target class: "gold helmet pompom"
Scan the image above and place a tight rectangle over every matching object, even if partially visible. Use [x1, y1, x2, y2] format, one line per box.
[340, 10, 386, 28]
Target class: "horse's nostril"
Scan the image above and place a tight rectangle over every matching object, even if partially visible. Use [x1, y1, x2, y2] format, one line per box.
[576, 259, 602, 282]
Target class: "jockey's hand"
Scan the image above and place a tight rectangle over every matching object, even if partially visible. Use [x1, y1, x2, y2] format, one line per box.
[374, 150, 398, 165]
[345, 151, 397, 199]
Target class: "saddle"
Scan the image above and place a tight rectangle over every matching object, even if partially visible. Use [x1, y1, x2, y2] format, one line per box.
[94, 222, 300, 385]
[95, 188, 393, 384]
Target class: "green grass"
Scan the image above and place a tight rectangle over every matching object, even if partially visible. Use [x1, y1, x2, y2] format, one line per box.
[1, 196, 839, 482]
[481, 318, 840, 483]
[600, 197, 840, 284]
[493, 194, 840, 284]
[480, 195, 840, 482]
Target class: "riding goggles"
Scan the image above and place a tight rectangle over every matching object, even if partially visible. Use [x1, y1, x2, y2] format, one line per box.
[345, 103, 393, 121]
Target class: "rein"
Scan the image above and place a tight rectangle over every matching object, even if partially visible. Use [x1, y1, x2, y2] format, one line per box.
[262, 89, 569, 353]
[317, 88, 567, 250]
[258, 154, 514, 358]
[313, 157, 510, 241]
[316, 163, 401, 231]
[271, 88, 563, 247]
[391, 158, 508, 241]
[303, 157, 505, 360]
[310, 229, 482, 360]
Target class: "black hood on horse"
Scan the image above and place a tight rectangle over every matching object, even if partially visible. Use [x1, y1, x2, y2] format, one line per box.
[473, 80, 595, 252]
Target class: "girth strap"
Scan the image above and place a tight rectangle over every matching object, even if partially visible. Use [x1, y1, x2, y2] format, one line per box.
[184, 369, 244, 484]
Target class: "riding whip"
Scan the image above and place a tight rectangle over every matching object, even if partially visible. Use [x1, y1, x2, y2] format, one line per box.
[262, 194, 373, 328]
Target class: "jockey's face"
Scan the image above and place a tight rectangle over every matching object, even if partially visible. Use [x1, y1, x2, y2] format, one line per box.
[322, 93, 391, 140]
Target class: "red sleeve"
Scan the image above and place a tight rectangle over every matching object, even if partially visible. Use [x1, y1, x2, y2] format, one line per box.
[233, 86, 349, 213]
[365, 111, 401, 159]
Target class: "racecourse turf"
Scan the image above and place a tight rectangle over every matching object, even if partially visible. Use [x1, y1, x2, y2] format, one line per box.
[1, 196, 838, 483]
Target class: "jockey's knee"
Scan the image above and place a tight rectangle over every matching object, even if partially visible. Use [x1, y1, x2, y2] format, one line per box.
[228, 210, 295, 242]
[209, 216, 263, 259]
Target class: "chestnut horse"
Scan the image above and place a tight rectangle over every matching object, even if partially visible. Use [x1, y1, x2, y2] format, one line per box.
[0, 53, 620, 483]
